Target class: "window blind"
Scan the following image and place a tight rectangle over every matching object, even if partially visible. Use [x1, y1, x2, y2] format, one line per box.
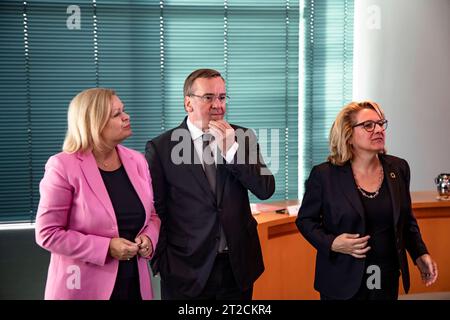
[0, 0, 299, 223]
[302, 0, 353, 191]
[1, 0, 96, 223]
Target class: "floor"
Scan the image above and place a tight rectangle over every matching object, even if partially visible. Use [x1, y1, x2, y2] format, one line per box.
[399, 291, 450, 300]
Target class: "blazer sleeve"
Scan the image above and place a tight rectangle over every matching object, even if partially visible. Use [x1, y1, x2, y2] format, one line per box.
[296, 165, 336, 257]
[35, 155, 111, 266]
[401, 159, 429, 262]
[145, 140, 168, 273]
[139, 155, 161, 260]
[223, 128, 275, 200]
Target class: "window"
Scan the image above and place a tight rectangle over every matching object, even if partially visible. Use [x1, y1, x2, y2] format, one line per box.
[300, 0, 353, 193]
[0, 0, 299, 223]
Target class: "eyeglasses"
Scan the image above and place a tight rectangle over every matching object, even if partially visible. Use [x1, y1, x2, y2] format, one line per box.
[352, 119, 388, 132]
[189, 94, 229, 104]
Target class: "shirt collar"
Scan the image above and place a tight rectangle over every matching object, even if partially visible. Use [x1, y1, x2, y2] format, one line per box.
[186, 117, 204, 141]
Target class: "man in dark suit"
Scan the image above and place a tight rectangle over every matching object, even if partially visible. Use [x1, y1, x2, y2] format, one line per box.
[145, 69, 275, 299]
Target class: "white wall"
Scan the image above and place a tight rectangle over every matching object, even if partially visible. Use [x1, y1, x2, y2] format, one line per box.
[353, 0, 450, 191]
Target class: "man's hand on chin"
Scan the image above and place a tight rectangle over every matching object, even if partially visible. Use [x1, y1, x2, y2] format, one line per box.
[208, 120, 235, 154]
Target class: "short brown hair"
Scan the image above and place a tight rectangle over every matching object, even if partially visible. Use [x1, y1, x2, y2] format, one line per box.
[328, 101, 386, 165]
[183, 68, 225, 97]
[63, 88, 116, 153]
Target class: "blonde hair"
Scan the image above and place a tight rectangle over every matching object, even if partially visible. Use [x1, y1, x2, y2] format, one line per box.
[328, 101, 386, 166]
[63, 88, 116, 153]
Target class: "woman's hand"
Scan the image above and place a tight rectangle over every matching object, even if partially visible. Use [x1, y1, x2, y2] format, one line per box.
[416, 254, 438, 286]
[109, 238, 139, 260]
[135, 235, 153, 258]
[331, 233, 371, 258]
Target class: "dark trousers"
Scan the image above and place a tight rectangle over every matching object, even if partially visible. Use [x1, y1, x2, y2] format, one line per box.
[110, 259, 142, 300]
[161, 252, 253, 300]
[110, 276, 142, 300]
[321, 266, 400, 300]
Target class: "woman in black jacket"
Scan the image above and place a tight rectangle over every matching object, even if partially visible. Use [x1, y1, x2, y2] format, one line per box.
[296, 101, 438, 300]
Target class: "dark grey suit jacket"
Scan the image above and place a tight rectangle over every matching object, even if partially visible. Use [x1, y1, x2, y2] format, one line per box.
[296, 154, 428, 299]
[145, 117, 275, 297]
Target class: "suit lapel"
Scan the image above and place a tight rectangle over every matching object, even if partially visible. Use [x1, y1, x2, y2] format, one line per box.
[177, 118, 216, 200]
[187, 145, 216, 200]
[381, 155, 401, 226]
[338, 162, 365, 221]
[78, 151, 117, 225]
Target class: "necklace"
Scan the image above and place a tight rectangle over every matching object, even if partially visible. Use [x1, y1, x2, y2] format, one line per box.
[94, 150, 118, 169]
[95, 156, 112, 167]
[95, 159, 111, 169]
[354, 166, 384, 199]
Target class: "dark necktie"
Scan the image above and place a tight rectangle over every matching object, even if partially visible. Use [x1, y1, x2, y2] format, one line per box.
[202, 134, 216, 194]
[202, 134, 228, 252]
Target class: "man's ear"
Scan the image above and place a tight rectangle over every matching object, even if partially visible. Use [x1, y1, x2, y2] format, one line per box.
[184, 96, 193, 112]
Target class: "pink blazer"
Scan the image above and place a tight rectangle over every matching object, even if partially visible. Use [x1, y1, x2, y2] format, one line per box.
[35, 145, 160, 300]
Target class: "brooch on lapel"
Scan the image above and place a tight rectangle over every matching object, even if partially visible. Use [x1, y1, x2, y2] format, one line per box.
[390, 172, 396, 179]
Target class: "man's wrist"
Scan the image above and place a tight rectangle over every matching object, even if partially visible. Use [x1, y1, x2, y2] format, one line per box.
[223, 141, 239, 163]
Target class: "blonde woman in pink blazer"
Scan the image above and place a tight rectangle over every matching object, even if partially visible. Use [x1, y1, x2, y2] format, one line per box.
[35, 88, 160, 300]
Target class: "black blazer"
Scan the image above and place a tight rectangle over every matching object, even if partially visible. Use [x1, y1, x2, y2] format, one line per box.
[296, 154, 428, 299]
[145, 117, 275, 297]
